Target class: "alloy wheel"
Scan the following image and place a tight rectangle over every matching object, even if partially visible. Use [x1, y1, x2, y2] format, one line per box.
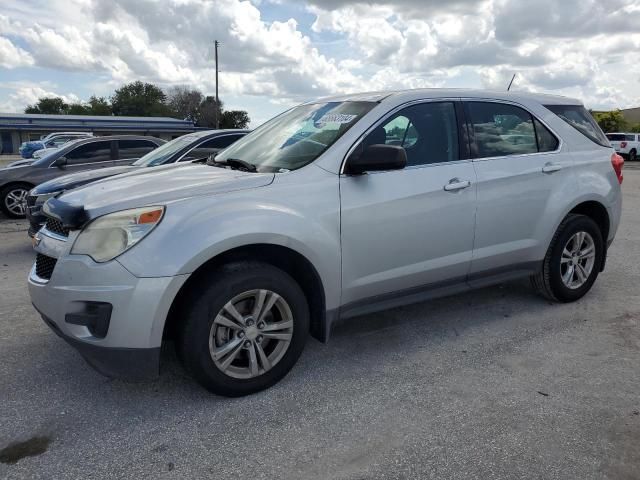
[4, 188, 28, 216]
[209, 289, 294, 379]
[560, 231, 596, 289]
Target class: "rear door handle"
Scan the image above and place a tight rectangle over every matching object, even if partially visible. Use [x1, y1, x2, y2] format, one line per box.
[542, 162, 563, 173]
[444, 178, 471, 192]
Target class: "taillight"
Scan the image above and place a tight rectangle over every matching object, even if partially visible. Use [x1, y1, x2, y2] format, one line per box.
[611, 153, 624, 184]
[620, 141, 627, 148]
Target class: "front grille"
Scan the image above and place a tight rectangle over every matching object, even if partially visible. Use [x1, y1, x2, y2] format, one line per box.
[35, 253, 57, 280]
[26, 195, 37, 207]
[45, 217, 69, 237]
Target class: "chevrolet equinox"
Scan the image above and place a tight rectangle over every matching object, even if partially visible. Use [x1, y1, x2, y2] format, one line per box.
[29, 89, 624, 396]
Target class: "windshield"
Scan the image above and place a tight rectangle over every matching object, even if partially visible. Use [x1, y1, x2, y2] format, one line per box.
[215, 101, 375, 172]
[133, 134, 205, 167]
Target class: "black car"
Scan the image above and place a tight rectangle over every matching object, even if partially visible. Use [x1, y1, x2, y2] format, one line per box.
[25, 129, 249, 236]
[1, 135, 165, 219]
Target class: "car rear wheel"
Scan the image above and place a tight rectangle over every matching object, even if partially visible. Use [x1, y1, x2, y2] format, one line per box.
[177, 261, 309, 396]
[0, 184, 30, 218]
[531, 214, 604, 302]
[629, 149, 637, 162]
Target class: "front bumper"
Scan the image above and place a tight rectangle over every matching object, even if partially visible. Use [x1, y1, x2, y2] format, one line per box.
[28, 229, 189, 380]
[36, 307, 161, 380]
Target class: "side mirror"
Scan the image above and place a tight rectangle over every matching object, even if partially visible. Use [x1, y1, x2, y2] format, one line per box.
[52, 156, 67, 168]
[345, 144, 407, 175]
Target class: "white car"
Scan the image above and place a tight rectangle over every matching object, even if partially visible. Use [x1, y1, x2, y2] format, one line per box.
[31, 137, 86, 159]
[39, 131, 93, 142]
[606, 133, 639, 161]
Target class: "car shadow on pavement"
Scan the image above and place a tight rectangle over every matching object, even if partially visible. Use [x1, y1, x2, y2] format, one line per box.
[31, 277, 553, 402]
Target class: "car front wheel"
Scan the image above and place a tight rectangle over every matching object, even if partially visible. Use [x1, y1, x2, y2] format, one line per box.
[177, 261, 309, 396]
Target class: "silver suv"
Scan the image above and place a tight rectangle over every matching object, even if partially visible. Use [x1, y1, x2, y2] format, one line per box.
[29, 89, 624, 396]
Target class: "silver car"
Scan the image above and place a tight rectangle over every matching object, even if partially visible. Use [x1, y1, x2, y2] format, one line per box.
[29, 89, 623, 396]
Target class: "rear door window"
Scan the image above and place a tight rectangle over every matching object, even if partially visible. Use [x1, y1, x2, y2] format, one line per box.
[544, 104, 610, 147]
[534, 118, 559, 152]
[467, 102, 538, 157]
[64, 141, 113, 164]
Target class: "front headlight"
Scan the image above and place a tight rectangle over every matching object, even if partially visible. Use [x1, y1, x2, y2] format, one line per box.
[35, 191, 60, 206]
[71, 206, 164, 262]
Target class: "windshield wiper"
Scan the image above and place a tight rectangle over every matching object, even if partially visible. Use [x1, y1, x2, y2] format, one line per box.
[208, 157, 257, 172]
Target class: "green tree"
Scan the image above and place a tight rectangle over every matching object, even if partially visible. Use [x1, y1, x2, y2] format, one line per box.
[592, 110, 627, 133]
[67, 103, 91, 115]
[220, 109, 250, 129]
[196, 96, 223, 128]
[167, 86, 203, 122]
[24, 97, 69, 114]
[87, 96, 112, 115]
[111, 81, 170, 117]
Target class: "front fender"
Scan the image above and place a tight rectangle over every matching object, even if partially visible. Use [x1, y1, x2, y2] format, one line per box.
[117, 166, 342, 310]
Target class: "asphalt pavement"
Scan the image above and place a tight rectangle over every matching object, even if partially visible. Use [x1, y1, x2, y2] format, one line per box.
[0, 167, 639, 479]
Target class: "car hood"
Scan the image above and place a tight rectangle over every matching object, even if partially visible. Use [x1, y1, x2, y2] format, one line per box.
[33, 165, 140, 195]
[5, 159, 35, 168]
[44, 163, 275, 228]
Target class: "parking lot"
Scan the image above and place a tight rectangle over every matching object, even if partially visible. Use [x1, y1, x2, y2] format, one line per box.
[0, 167, 638, 479]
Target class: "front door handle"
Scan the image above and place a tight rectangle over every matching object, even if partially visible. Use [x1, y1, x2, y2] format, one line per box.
[444, 178, 471, 192]
[542, 162, 563, 173]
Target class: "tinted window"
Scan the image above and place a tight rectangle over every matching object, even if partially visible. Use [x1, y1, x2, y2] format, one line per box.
[182, 134, 245, 161]
[206, 134, 244, 149]
[363, 102, 459, 167]
[625, 134, 635, 141]
[534, 118, 559, 152]
[118, 139, 157, 159]
[545, 104, 609, 147]
[468, 102, 537, 157]
[64, 141, 112, 164]
[606, 134, 626, 141]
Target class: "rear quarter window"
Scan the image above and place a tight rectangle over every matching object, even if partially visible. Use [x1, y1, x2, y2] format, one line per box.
[544, 105, 610, 147]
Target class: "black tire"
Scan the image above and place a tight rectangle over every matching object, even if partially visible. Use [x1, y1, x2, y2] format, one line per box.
[531, 214, 604, 302]
[177, 261, 309, 397]
[0, 183, 31, 219]
[629, 149, 637, 162]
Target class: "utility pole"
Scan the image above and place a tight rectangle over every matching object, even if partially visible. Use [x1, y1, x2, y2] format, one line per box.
[214, 40, 220, 129]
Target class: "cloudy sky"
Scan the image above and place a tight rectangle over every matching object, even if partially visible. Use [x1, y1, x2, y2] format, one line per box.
[1, 0, 639, 125]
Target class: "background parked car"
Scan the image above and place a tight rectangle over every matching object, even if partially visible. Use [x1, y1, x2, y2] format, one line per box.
[1, 135, 165, 218]
[18, 132, 93, 159]
[25, 129, 248, 235]
[606, 132, 638, 161]
[31, 137, 86, 160]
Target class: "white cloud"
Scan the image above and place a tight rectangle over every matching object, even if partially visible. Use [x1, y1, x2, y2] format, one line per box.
[0, 84, 79, 112]
[1, 0, 640, 115]
[0, 36, 34, 68]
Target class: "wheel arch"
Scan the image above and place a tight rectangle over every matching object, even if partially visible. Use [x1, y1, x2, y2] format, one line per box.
[568, 200, 610, 244]
[164, 243, 329, 344]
